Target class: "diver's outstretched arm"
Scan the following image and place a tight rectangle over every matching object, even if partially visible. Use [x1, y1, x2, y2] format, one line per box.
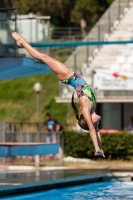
[82, 106, 101, 153]
[79, 96, 104, 156]
[80, 98, 101, 152]
[12, 32, 73, 80]
[95, 125, 105, 157]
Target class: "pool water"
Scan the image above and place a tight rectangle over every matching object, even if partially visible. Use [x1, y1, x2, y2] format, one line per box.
[2, 182, 133, 200]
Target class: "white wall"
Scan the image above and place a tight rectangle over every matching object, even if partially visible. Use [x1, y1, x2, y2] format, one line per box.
[0, 13, 49, 44]
[16, 14, 49, 43]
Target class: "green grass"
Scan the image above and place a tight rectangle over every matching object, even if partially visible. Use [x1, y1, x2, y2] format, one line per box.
[0, 73, 68, 124]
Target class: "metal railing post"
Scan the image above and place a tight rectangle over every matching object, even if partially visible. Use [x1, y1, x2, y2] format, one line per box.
[61, 132, 64, 166]
[118, 0, 121, 20]
[19, 123, 23, 142]
[35, 123, 40, 167]
[0, 122, 5, 164]
[86, 37, 89, 67]
[47, 19, 50, 55]
[108, 8, 111, 34]
[74, 50, 77, 71]
[26, 124, 30, 142]
[97, 22, 101, 49]
[14, 9, 18, 57]
[36, 19, 38, 42]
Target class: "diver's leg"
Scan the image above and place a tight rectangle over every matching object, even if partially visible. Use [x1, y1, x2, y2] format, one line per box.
[12, 32, 73, 80]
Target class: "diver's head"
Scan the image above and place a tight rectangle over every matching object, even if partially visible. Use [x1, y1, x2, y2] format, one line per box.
[71, 93, 89, 130]
[78, 114, 89, 130]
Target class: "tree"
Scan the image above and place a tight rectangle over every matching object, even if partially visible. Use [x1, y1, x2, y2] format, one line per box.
[0, 0, 114, 27]
[71, 0, 114, 29]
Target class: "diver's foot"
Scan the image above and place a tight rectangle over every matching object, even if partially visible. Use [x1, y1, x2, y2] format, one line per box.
[12, 32, 24, 46]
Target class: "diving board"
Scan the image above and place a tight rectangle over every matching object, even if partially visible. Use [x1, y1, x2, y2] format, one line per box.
[0, 57, 52, 81]
[0, 142, 59, 157]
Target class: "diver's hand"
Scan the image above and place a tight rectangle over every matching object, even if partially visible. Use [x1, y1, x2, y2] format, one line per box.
[94, 149, 105, 157]
[101, 149, 105, 157]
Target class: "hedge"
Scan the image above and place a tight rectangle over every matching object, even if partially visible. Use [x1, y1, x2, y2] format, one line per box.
[64, 131, 133, 160]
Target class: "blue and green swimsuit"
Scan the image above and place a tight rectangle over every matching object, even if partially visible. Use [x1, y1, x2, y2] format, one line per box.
[61, 71, 97, 109]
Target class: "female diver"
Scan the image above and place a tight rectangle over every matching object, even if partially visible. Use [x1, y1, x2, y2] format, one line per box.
[12, 32, 105, 157]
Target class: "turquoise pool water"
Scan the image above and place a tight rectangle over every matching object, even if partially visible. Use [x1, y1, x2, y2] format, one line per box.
[1, 182, 133, 200]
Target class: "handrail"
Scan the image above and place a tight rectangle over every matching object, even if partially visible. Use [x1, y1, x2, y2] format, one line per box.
[4, 40, 133, 48]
